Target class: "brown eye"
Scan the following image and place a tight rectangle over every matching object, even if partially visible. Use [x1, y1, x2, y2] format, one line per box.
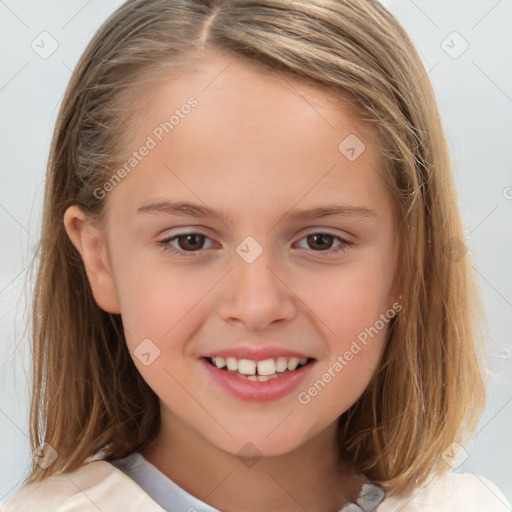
[175, 234, 206, 251]
[295, 232, 352, 256]
[159, 232, 214, 257]
[306, 233, 335, 251]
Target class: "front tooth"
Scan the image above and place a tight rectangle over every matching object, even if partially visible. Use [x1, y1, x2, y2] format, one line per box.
[226, 357, 238, 371]
[257, 375, 271, 381]
[287, 357, 300, 371]
[238, 359, 256, 375]
[275, 357, 288, 372]
[257, 358, 276, 376]
[213, 357, 226, 368]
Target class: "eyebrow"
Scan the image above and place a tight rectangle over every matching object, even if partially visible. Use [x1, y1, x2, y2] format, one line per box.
[136, 200, 377, 225]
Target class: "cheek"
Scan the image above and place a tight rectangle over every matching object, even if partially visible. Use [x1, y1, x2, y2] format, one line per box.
[300, 252, 395, 339]
[293, 254, 394, 412]
[111, 240, 211, 340]
[296, 301, 388, 428]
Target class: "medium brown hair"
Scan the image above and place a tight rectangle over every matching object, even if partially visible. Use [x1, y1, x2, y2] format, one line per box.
[24, 0, 485, 496]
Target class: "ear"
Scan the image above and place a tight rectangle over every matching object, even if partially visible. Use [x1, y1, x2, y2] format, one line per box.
[63, 205, 121, 314]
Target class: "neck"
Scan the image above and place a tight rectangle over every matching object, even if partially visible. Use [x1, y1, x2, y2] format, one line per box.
[141, 408, 362, 512]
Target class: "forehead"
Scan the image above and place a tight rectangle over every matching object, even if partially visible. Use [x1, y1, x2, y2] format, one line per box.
[107, 49, 389, 223]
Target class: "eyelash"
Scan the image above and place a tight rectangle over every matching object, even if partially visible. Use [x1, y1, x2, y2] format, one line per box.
[157, 231, 352, 258]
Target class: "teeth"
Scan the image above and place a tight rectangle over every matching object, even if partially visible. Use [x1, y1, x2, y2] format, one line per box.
[240, 374, 280, 381]
[209, 355, 310, 376]
[287, 357, 300, 371]
[213, 356, 225, 369]
[226, 357, 238, 371]
[275, 357, 288, 372]
[238, 359, 256, 375]
[257, 358, 276, 376]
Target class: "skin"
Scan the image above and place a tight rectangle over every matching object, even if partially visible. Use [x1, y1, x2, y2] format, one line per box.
[64, 49, 400, 511]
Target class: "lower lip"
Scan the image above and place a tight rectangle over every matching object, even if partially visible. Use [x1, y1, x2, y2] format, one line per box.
[200, 358, 315, 402]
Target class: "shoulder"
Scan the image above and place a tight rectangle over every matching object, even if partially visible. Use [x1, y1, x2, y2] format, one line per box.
[1, 460, 165, 511]
[377, 472, 511, 512]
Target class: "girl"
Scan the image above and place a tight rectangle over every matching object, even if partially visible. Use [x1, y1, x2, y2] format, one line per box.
[2, 0, 510, 510]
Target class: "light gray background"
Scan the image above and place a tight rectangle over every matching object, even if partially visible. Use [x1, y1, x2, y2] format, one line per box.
[1, 0, 511, 507]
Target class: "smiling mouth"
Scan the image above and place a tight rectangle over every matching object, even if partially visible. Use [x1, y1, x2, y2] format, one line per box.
[204, 356, 315, 381]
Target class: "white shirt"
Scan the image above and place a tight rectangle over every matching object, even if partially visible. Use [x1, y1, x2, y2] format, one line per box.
[2, 451, 510, 511]
[109, 452, 385, 511]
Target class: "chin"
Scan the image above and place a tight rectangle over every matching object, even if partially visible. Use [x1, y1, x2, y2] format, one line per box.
[203, 420, 325, 461]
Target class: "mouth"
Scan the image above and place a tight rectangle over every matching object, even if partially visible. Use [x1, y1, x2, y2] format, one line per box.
[203, 355, 315, 381]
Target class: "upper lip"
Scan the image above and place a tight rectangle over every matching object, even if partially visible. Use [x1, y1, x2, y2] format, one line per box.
[200, 345, 314, 361]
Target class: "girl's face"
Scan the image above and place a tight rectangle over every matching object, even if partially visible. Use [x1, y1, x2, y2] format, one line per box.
[68, 49, 399, 458]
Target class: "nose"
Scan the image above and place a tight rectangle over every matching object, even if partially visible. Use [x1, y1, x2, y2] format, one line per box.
[217, 248, 297, 331]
